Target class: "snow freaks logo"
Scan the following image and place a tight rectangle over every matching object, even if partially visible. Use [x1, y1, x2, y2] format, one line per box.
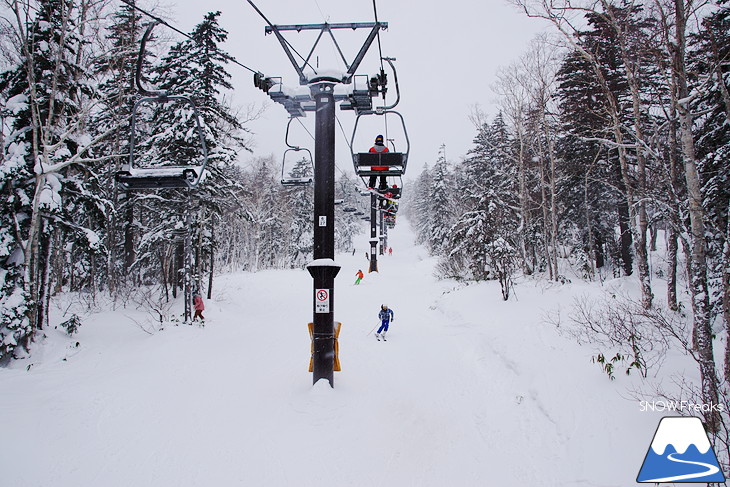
[639, 400, 725, 413]
[636, 416, 726, 483]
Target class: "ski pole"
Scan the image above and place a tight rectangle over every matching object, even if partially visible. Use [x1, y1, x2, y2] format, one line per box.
[367, 322, 379, 336]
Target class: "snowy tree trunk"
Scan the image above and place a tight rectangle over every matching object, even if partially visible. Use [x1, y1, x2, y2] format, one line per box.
[708, 36, 730, 126]
[207, 220, 215, 300]
[724, 201, 730, 382]
[39, 223, 54, 330]
[517, 127, 533, 276]
[667, 226, 679, 311]
[548, 136, 559, 280]
[613, 130, 651, 307]
[539, 158, 553, 280]
[124, 201, 136, 274]
[25, 174, 47, 332]
[617, 185, 634, 276]
[598, 0, 653, 310]
[673, 0, 720, 430]
[584, 169, 596, 280]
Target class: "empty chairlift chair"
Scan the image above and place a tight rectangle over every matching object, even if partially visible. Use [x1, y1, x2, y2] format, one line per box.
[280, 117, 314, 186]
[116, 95, 209, 191]
[115, 22, 209, 191]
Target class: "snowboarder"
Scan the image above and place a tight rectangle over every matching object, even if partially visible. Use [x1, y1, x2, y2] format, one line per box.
[368, 134, 389, 190]
[355, 269, 364, 285]
[375, 304, 394, 341]
[193, 293, 205, 321]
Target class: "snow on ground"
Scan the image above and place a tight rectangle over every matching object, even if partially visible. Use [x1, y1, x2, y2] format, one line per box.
[0, 219, 698, 486]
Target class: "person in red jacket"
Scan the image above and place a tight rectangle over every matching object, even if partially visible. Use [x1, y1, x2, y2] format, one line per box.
[193, 293, 205, 321]
[354, 269, 364, 285]
[368, 134, 389, 190]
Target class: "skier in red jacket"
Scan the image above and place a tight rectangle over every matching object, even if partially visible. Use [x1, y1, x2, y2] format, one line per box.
[193, 293, 205, 321]
[368, 134, 389, 190]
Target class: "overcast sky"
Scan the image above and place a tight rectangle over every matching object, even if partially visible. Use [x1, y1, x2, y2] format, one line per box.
[167, 0, 549, 179]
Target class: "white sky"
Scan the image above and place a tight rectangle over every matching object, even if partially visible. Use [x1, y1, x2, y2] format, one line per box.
[161, 1, 548, 179]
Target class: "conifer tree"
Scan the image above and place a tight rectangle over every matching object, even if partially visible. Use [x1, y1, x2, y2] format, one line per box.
[427, 148, 455, 254]
[0, 0, 91, 358]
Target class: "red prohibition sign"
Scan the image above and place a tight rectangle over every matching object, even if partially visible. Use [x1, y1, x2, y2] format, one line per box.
[316, 290, 329, 301]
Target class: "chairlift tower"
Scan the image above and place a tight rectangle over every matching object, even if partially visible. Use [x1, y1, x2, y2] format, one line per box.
[250, 2, 388, 387]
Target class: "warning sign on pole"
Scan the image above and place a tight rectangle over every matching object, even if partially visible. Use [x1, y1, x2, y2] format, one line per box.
[315, 288, 330, 313]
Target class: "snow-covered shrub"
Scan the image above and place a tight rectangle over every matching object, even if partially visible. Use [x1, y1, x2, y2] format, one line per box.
[555, 291, 684, 379]
[0, 284, 33, 361]
[58, 314, 82, 335]
[485, 237, 517, 300]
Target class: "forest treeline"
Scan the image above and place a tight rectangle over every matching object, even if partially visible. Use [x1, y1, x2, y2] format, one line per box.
[406, 0, 730, 440]
[0, 1, 365, 362]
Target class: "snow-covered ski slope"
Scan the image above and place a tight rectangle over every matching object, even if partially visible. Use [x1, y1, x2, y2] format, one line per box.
[2, 219, 680, 486]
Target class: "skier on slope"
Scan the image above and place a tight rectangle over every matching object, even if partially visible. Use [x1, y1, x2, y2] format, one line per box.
[355, 269, 364, 285]
[375, 304, 394, 341]
[193, 293, 205, 322]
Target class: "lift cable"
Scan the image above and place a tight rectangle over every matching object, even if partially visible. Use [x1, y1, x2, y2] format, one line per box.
[118, 0, 259, 75]
[246, 0, 318, 75]
[372, 0, 385, 73]
[371, 0, 389, 145]
[295, 117, 315, 142]
[313, 0, 327, 22]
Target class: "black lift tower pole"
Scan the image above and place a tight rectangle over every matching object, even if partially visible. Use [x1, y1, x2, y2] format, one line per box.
[309, 82, 338, 386]
[249, 0, 387, 386]
[369, 193, 378, 272]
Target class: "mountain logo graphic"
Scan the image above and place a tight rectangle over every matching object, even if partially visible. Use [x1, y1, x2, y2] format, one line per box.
[637, 416, 726, 483]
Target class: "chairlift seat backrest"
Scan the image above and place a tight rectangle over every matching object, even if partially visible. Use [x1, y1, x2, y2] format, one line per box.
[353, 152, 407, 177]
[281, 177, 313, 186]
[116, 166, 202, 190]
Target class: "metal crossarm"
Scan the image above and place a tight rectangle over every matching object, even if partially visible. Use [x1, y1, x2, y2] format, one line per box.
[264, 22, 387, 32]
[260, 19, 386, 85]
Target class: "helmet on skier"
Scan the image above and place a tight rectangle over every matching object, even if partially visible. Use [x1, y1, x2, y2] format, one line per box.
[382, 304, 388, 309]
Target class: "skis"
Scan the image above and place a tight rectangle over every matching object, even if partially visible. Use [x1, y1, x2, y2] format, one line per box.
[374, 333, 386, 341]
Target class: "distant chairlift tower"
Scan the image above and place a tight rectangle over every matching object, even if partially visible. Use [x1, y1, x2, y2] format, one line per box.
[249, 1, 388, 387]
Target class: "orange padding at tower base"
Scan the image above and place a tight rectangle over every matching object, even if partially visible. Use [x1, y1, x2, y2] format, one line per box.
[308, 321, 341, 372]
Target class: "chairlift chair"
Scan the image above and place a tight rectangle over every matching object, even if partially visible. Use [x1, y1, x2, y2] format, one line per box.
[351, 110, 409, 178]
[349, 58, 410, 184]
[116, 95, 209, 191]
[280, 117, 314, 186]
[116, 22, 209, 191]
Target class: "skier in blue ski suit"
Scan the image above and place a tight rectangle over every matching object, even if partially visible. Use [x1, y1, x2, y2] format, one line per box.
[375, 304, 394, 339]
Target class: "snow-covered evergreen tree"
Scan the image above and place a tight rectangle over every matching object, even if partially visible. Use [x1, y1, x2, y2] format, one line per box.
[445, 115, 517, 281]
[0, 0, 92, 358]
[426, 148, 455, 255]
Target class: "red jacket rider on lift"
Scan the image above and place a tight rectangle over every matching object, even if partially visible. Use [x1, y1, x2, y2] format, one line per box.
[368, 134, 389, 190]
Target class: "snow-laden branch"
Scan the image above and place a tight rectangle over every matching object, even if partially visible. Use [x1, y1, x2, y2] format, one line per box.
[34, 126, 117, 175]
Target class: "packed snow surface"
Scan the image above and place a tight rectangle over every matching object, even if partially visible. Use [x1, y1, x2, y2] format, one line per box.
[1, 219, 684, 486]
